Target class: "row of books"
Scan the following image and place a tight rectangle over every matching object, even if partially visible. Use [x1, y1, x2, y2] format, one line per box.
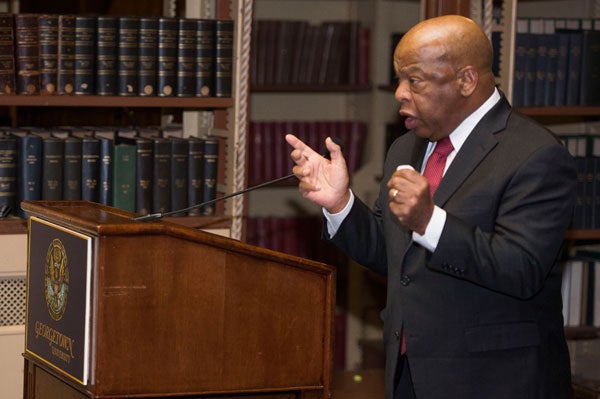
[560, 134, 600, 230]
[0, 126, 220, 218]
[246, 215, 346, 266]
[250, 19, 370, 88]
[512, 17, 600, 107]
[248, 120, 367, 185]
[0, 13, 233, 97]
[562, 255, 600, 329]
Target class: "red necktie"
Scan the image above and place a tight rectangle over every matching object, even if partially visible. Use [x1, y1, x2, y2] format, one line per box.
[400, 137, 454, 356]
[422, 137, 454, 196]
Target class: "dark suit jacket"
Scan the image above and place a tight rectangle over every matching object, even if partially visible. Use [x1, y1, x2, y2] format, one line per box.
[329, 96, 576, 399]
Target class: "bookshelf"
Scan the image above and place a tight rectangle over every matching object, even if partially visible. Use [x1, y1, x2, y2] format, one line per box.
[0, 1, 253, 398]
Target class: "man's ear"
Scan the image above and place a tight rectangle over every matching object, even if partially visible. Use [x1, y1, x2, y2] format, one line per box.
[457, 66, 478, 96]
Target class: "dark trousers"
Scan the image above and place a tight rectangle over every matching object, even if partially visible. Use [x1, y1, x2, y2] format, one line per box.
[394, 355, 417, 399]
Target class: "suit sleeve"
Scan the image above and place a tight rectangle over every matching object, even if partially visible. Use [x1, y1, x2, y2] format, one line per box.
[430, 143, 576, 299]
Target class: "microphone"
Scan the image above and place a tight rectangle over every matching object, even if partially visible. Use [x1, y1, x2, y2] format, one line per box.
[132, 136, 344, 222]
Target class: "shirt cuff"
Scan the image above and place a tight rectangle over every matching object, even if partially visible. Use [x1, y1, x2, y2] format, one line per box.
[323, 190, 355, 238]
[412, 205, 446, 252]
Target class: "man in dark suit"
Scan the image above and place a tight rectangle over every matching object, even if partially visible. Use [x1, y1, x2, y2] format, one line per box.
[286, 15, 576, 399]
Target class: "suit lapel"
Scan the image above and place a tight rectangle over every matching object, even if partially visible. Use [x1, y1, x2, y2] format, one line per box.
[434, 95, 512, 206]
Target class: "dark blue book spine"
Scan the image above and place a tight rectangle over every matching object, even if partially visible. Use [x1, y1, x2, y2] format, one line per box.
[534, 33, 548, 106]
[75, 15, 97, 95]
[63, 136, 82, 200]
[0, 135, 17, 215]
[99, 136, 113, 205]
[170, 137, 189, 214]
[15, 14, 40, 95]
[57, 15, 76, 95]
[177, 18, 197, 97]
[152, 137, 171, 213]
[15, 134, 42, 217]
[214, 19, 234, 98]
[38, 14, 58, 95]
[117, 17, 140, 96]
[554, 33, 569, 106]
[512, 33, 527, 107]
[523, 33, 538, 107]
[96, 16, 118, 96]
[157, 17, 178, 97]
[579, 29, 600, 106]
[566, 31, 583, 106]
[202, 137, 219, 215]
[81, 136, 100, 202]
[187, 137, 205, 216]
[196, 19, 215, 97]
[138, 17, 158, 96]
[42, 137, 64, 200]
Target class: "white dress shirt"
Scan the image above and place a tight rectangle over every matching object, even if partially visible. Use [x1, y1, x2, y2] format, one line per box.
[324, 88, 501, 252]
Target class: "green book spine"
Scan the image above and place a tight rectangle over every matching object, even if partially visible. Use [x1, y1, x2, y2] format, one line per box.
[135, 138, 153, 215]
[202, 137, 219, 215]
[112, 143, 136, 212]
[170, 137, 188, 214]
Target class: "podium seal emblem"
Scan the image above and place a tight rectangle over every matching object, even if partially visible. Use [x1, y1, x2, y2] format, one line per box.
[44, 238, 70, 321]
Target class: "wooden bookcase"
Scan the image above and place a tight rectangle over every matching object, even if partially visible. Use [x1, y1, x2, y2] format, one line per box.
[0, 1, 253, 398]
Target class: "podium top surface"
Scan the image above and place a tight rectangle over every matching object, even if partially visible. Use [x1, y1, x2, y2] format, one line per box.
[21, 200, 335, 275]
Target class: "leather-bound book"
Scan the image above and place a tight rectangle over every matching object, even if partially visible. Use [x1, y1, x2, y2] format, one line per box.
[15, 13, 40, 95]
[177, 18, 196, 96]
[157, 17, 178, 97]
[201, 136, 219, 215]
[214, 19, 234, 97]
[96, 16, 118, 96]
[0, 134, 17, 215]
[74, 15, 97, 95]
[0, 13, 15, 94]
[62, 136, 82, 200]
[195, 19, 215, 97]
[151, 137, 171, 213]
[111, 140, 136, 212]
[13, 131, 42, 217]
[58, 14, 76, 95]
[170, 137, 189, 214]
[98, 136, 113, 206]
[42, 137, 64, 200]
[117, 16, 139, 96]
[81, 136, 100, 202]
[38, 14, 58, 95]
[138, 17, 158, 96]
[187, 136, 205, 216]
[135, 137, 153, 215]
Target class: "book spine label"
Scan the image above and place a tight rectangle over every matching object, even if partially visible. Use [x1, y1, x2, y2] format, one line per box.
[138, 17, 158, 96]
[157, 17, 178, 97]
[62, 137, 82, 200]
[96, 16, 117, 96]
[38, 14, 58, 95]
[0, 13, 15, 94]
[214, 20, 234, 97]
[81, 137, 100, 202]
[15, 14, 40, 95]
[75, 15, 97, 95]
[135, 138, 153, 215]
[58, 15, 76, 95]
[177, 18, 197, 97]
[196, 19, 215, 97]
[117, 17, 140, 96]
[42, 137, 64, 200]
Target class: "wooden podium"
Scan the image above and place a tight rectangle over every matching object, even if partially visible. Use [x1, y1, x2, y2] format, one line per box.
[21, 201, 335, 399]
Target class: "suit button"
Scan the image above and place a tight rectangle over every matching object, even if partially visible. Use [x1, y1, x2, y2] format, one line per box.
[394, 330, 401, 340]
[400, 275, 411, 286]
